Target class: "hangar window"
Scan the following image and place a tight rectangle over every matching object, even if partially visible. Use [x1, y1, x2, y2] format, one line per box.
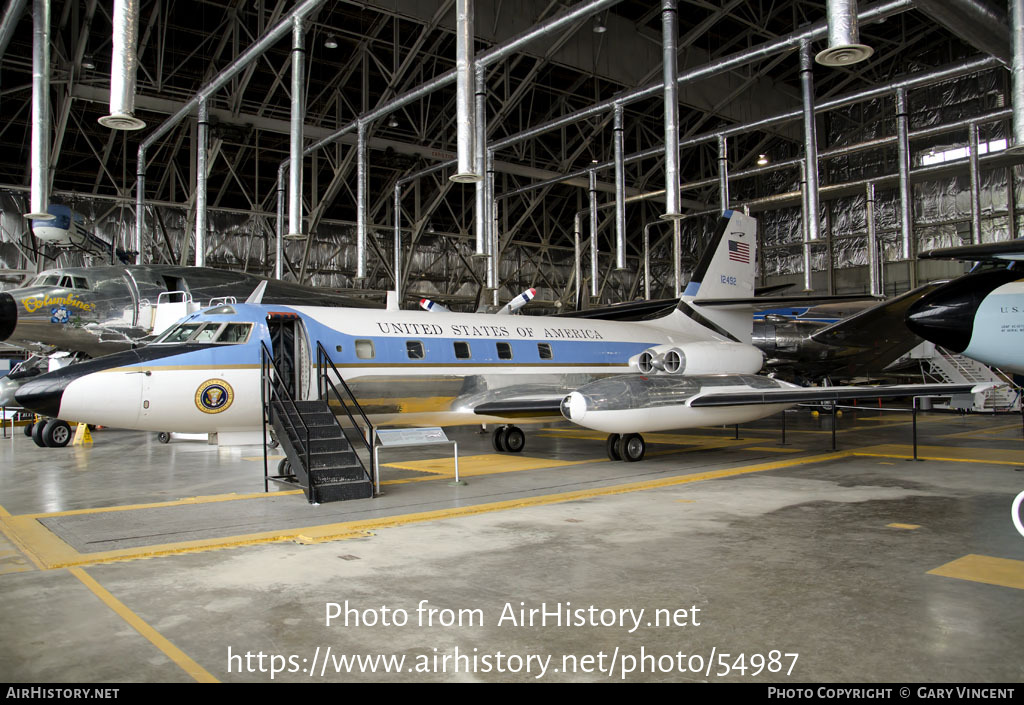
[355, 339, 375, 359]
[537, 343, 552, 360]
[406, 340, 425, 359]
[453, 341, 471, 359]
[496, 342, 513, 360]
[215, 324, 252, 344]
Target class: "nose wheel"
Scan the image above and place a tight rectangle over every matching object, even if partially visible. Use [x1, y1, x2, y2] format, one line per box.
[31, 418, 72, 448]
[491, 425, 526, 453]
[606, 433, 645, 462]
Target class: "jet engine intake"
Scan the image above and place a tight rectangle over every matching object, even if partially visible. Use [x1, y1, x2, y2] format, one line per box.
[632, 341, 763, 376]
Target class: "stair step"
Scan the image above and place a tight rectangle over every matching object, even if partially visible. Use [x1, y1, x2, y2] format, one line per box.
[309, 465, 369, 485]
[312, 478, 374, 503]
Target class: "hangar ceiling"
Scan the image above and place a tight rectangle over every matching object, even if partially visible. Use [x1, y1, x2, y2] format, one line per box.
[0, 0, 1006, 306]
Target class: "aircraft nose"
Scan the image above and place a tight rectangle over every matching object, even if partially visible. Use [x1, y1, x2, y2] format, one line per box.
[560, 392, 587, 422]
[15, 371, 67, 418]
[0, 292, 15, 342]
[905, 293, 974, 353]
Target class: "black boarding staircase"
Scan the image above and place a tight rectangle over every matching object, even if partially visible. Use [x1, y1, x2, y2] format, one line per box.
[261, 342, 375, 503]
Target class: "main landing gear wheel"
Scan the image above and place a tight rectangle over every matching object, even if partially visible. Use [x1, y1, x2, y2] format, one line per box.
[44, 420, 73, 448]
[24, 421, 34, 437]
[491, 426, 507, 452]
[31, 420, 47, 447]
[606, 433, 621, 461]
[492, 425, 526, 453]
[618, 433, 646, 462]
[157, 432, 171, 444]
[503, 426, 526, 453]
[33, 419, 72, 448]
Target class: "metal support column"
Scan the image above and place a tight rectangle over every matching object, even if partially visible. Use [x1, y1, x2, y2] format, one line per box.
[195, 97, 208, 267]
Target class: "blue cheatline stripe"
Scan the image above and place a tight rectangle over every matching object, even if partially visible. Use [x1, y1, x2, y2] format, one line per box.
[722, 209, 734, 218]
[683, 281, 701, 297]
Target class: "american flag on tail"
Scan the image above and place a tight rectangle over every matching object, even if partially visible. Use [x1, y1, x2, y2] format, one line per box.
[728, 240, 750, 263]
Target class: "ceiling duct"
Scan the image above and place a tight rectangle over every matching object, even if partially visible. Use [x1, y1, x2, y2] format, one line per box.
[1011, 0, 1024, 153]
[816, 0, 873, 66]
[451, 0, 480, 183]
[913, 0, 1010, 65]
[24, 0, 51, 219]
[98, 0, 145, 129]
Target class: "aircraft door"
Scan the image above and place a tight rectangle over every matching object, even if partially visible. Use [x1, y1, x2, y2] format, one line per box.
[267, 314, 311, 400]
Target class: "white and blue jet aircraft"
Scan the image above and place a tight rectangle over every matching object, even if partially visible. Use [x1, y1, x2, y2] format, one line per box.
[15, 211, 990, 461]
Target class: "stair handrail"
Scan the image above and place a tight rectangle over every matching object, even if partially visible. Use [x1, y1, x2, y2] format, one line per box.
[261, 341, 312, 482]
[316, 342, 375, 459]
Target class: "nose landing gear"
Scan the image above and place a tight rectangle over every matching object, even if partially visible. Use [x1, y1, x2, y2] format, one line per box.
[606, 433, 645, 462]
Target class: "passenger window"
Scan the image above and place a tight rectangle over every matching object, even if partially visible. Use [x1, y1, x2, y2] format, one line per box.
[192, 324, 220, 342]
[406, 340, 424, 359]
[538, 343, 552, 360]
[496, 342, 513, 360]
[72, 277, 89, 289]
[355, 339, 375, 359]
[215, 323, 252, 344]
[453, 341, 471, 359]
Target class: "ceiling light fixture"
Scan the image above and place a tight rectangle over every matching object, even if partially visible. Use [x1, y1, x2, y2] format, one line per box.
[324, 34, 338, 49]
[592, 16, 606, 33]
[388, 117, 399, 128]
[757, 154, 769, 166]
[81, 55, 96, 70]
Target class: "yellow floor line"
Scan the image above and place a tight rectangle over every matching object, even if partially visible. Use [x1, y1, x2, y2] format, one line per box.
[887, 523, 921, 530]
[382, 453, 591, 476]
[1, 452, 850, 570]
[68, 567, 218, 682]
[946, 422, 1024, 439]
[742, 446, 805, 453]
[927, 554, 1024, 590]
[853, 444, 1024, 466]
[21, 489, 305, 520]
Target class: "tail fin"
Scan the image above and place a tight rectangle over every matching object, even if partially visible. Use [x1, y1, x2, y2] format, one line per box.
[679, 210, 758, 342]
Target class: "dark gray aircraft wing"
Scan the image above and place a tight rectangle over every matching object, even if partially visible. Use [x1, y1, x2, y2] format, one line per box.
[918, 239, 1024, 262]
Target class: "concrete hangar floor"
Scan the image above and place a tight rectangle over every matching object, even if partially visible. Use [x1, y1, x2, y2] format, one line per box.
[0, 408, 1022, 684]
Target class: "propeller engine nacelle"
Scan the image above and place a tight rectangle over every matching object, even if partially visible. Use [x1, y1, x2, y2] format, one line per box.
[631, 341, 764, 376]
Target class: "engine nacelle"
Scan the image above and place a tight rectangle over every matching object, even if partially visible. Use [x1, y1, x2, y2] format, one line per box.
[631, 341, 763, 376]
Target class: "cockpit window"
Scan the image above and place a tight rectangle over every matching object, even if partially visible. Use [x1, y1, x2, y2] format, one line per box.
[215, 323, 251, 344]
[32, 274, 60, 286]
[158, 323, 203, 343]
[192, 325, 221, 343]
[59, 276, 73, 288]
[72, 277, 89, 289]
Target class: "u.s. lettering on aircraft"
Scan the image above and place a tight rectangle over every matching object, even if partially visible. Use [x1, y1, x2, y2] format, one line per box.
[15, 211, 992, 463]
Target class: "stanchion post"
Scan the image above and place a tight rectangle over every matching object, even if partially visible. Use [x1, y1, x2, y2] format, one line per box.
[779, 410, 789, 446]
[831, 404, 837, 451]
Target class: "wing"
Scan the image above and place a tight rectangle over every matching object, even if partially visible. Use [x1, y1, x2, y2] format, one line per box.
[919, 239, 1024, 262]
[688, 382, 996, 407]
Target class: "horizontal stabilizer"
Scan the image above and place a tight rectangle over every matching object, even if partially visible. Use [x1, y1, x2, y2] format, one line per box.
[695, 293, 880, 307]
[689, 382, 998, 407]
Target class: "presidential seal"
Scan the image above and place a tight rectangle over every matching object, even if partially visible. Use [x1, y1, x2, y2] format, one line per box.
[195, 379, 234, 414]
